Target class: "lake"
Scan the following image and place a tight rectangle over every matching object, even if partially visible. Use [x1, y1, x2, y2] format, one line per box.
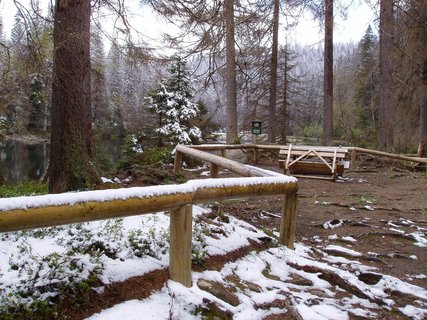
[0, 138, 123, 185]
[0, 140, 49, 184]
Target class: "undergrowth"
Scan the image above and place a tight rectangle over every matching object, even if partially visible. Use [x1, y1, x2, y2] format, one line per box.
[0, 182, 48, 198]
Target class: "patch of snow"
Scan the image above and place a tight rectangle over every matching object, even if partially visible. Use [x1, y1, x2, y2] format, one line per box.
[341, 236, 357, 243]
[399, 304, 427, 320]
[323, 219, 346, 229]
[411, 232, 427, 247]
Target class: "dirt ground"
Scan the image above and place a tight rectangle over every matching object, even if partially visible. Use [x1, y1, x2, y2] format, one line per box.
[62, 157, 426, 320]
[223, 161, 427, 287]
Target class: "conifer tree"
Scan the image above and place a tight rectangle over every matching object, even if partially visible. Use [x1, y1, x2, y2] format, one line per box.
[145, 56, 202, 146]
[353, 26, 379, 145]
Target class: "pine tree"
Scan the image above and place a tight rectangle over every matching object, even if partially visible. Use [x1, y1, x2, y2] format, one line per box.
[353, 25, 379, 145]
[145, 56, 202, 146]
[27, 73, 45, 131]
[91, 25, 110, 130]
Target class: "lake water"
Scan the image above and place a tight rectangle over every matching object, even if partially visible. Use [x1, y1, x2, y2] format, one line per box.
[0, 140, 49, 184]
[0, 138, 123, 185]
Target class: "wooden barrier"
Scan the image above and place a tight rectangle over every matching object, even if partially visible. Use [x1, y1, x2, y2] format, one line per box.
[189, 143, 427, 169]
[349, 147, 427, 168]
[0, 145, 299, 288]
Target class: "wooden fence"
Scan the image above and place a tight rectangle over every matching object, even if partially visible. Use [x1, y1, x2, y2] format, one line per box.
[0, 145, 299, 287]
[187, 143, 427, 168]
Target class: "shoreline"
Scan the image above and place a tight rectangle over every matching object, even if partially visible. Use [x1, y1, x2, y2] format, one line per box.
[1, 134, 50, 144]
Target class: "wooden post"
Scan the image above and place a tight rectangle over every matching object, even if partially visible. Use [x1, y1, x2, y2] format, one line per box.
[174, 150, 183, 173]
[253, 147, 258, 164]
[279, 192, 298, 249]
[221, 149, 226, 158]
[169, 204, 193, 287]
[210, 163, 219, 178]
[350, 149, 357, 169]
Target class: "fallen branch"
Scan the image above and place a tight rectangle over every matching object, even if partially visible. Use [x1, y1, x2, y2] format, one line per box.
[258, 210, 281, 219]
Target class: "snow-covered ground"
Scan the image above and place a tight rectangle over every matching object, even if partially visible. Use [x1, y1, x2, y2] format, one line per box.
[1, 203, 426, 319]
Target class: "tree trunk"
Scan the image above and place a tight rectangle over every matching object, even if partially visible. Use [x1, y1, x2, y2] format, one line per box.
[49, 0, 99, 193]
[419, 52, 427, 157]
[323, 0, 334, 146]
[280, 48, 289, 144]
[268, 0, 279, 143]
[225, 0, 238, 144]
[378, 0, 394, 151]
[417, 0, 427, 158]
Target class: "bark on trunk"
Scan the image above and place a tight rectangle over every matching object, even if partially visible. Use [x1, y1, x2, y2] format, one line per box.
[280, 49, 289, 144]
[420, 57, 427, 157]
[378, 0, 394, 151]
[49, 0, 99, 193]
[225, 0, 238, 144]
[323, 0, 334, 146]
[268, 0, 279, 143]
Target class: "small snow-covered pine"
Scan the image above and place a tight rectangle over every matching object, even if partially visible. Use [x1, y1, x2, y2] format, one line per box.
[145, 56, 202, 145]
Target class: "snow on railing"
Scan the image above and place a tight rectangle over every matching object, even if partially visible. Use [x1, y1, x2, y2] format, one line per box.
[0, 144, 298, 287]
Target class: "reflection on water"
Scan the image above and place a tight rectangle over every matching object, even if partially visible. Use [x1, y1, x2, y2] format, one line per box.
[0, 140, 49, 185]
[0, 138, 123, 185]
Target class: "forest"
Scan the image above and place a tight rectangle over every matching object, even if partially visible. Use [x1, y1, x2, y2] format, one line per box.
[0, 2, 427, 319]
[0, 0, 426, 191]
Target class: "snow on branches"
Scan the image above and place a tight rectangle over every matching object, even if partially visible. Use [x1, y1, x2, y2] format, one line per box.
[145, 56, 202, 145]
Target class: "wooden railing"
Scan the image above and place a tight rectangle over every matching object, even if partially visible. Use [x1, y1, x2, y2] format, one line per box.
[187, 143, 427, 168]
[0, 145, 299, 287]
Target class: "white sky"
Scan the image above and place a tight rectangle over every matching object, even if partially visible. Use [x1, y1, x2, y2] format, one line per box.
[1, 0, 377, 46]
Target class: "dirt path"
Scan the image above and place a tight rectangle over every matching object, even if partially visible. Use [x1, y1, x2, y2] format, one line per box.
[224, 164, 427, 284]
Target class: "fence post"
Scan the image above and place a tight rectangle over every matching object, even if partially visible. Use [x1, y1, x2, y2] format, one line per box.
[253, 147, 258, 164]
[350, 149, 357, 169]
[210, 163, 219, 178]
[279, 192, 298, 249]
[169, 204, 193, 287]
[174, 150, 183, 173]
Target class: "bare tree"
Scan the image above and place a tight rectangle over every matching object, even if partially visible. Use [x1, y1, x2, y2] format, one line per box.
[268, 0, 279, 143]
[323, 0, 333, 145]
[417, 0, 427, 157]
[49, 0, 99, 192]
[421, 50, 427, 157]
[225, 0, 238, 143]
[378, 0, 394, 151]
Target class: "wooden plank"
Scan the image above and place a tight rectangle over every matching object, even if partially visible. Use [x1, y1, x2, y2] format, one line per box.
[287, 161, 344, 175]
[279, 149, 347, 159]
[279, 145, 348, 152]
[292, 174, 336, 181]
[169, 205, 193, 287]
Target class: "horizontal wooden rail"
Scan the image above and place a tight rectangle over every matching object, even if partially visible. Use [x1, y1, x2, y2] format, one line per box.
[0, 178, 297, 233]
[175, 145, 273, 177]
[188, 144, 427, 167]
[350, 147, 427, 165]
[0, 159, 298, 287]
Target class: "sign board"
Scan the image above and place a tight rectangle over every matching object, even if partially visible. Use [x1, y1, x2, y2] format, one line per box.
[251, 121, 262, 135]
